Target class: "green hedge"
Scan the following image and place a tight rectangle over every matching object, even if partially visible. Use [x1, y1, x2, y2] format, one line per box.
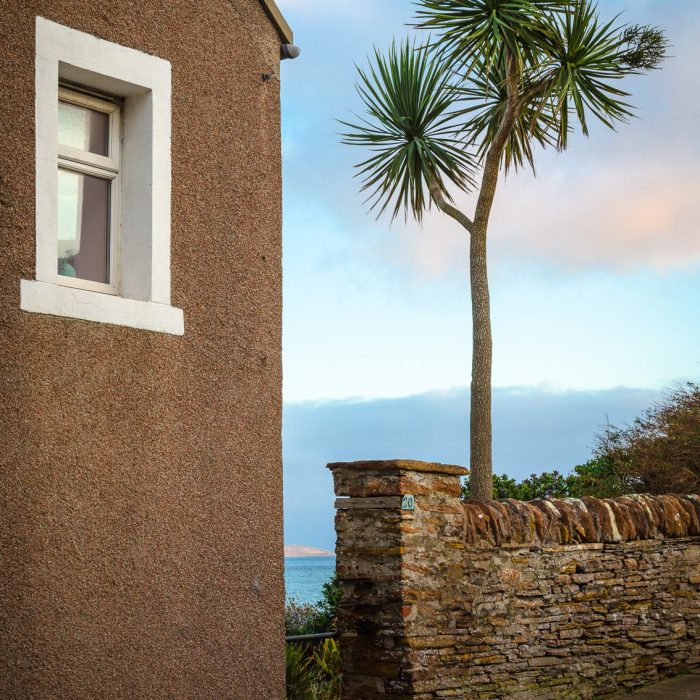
[461, 456, 631, 501]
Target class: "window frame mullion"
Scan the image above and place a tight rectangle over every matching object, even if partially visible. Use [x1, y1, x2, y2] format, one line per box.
[57, 88, 121, 296]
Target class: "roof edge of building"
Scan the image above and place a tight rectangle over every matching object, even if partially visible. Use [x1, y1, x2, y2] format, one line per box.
[259, 0, 293, 45]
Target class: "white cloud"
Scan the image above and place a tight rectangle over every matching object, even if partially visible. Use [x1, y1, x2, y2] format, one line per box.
[491, 157, 700, 272]
[373, 152, 700, 278]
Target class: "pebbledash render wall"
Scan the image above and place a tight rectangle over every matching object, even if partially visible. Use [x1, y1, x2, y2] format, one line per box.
[0, 1, 290, 698]
[330, 460, 700, 699]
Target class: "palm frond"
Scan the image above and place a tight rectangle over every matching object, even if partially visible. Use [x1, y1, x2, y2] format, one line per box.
[541, 0, 668, 149]
[415, 0, 667, 160]
[340, 39, 477, 222]
[414, 0, 573, 72]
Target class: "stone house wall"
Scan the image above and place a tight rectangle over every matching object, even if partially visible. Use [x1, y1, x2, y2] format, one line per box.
[330, 460, 700, 699]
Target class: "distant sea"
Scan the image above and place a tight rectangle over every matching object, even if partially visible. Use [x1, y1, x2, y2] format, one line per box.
[284, 556, 336, 605]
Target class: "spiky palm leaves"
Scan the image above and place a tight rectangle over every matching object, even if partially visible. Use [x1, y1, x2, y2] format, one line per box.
[340, 41, 476, 222]
[415, 0, 572, 70]
[416, 0, 668, 159]
[344, 2, 668, 192]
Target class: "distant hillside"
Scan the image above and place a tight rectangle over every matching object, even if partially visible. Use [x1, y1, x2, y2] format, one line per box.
[284, 544, 335, 558]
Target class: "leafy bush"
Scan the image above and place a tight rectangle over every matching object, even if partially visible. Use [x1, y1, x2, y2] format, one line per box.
[314, 575, 342, 632]
[286, 642, 317, 699]
[461, 382, 700, 501]
[461, 457, 628, 501]
[285, 600, 324, 637]
[285, 574, 341, 637]
[566, 455, 633, 498]
[311, 639, 341, 699]
[596, 382, 700, 494]
[285, 575, 343, 699]
[286, 639, 341, 700]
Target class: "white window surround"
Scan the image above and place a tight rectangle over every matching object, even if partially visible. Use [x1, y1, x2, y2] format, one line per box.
[22, 17, 184, 335]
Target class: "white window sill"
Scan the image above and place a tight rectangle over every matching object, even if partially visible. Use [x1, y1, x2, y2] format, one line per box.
[20, 280, 184, 335]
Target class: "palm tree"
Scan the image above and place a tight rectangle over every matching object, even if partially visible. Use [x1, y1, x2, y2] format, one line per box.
[341, 0, 666, 501]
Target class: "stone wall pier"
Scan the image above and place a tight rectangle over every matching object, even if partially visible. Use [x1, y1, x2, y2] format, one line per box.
[329, 460, 700, 699]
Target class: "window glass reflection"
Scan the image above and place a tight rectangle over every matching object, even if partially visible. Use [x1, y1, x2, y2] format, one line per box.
[57, 168, 110, 284]
[58, 101, 109, 156]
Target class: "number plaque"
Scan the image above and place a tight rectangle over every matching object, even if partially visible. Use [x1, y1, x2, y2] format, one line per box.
[401, 494, 415, 511]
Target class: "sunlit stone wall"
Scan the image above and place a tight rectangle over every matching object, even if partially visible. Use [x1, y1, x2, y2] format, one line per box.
[330, 460, 700, 699]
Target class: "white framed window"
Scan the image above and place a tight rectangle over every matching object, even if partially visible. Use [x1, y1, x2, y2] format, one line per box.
[22, 17, 184, 335]
[57, 87, 120, 294]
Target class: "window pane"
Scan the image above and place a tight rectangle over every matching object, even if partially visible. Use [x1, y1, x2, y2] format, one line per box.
[58, 100, 109, 156]
[58, 169, 111, 285]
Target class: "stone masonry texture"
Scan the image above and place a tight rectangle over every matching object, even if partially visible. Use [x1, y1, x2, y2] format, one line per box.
[0, 2, 286, 697]
[329, 460, 700, 699]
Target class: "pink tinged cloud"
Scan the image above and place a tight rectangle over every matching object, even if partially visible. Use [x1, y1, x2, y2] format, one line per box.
[382, 157, 700, 277]
[492, 159, 700, 273]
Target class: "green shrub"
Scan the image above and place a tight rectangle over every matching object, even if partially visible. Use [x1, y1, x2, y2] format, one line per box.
[285, 600, 324, 637]
[461, 456, 627, 501]
[461, 382, 700, 502]
[285, 575, 343, 699]
[565, 455, 632, 498]
[314, 575, 342, 632]
[596, 382, 700, 495]
[286, 642, 316, 700]
[285, 574, 341, 637]
[310, 639, 342, 699]
[285, 638, 342, 699]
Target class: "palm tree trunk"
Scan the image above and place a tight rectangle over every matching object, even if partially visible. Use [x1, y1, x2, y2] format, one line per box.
[468, 164, 497, 501]
[468, 217, 493, 501]
[427, 168, 494, 502]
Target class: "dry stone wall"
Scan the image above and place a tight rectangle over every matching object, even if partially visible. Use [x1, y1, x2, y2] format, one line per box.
[330, 460, 700, 699]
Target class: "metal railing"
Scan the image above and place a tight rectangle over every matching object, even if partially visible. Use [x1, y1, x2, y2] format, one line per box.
[285, 631, 337, 643]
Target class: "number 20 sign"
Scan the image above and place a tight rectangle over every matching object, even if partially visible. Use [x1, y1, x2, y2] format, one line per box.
[401, 494, 415, 511]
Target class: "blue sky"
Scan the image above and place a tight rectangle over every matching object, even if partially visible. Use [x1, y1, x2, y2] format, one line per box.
[277, 0, 700, 549]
